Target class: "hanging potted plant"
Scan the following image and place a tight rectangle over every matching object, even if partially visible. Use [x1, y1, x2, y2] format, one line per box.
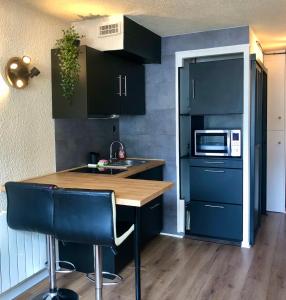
[55, 26, 84, 100]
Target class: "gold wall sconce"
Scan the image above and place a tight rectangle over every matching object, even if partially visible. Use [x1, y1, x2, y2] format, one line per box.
[5, 56, 40, 89]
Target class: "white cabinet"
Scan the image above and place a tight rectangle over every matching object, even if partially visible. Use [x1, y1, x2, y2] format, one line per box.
[267, 130, 285, 212]
[264, 55, 285, 131]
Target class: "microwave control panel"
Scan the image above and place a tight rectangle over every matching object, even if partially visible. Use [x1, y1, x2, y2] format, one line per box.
[230, 130, 241, 157]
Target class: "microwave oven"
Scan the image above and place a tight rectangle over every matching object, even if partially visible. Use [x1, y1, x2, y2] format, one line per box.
[194, 129, 241, 157]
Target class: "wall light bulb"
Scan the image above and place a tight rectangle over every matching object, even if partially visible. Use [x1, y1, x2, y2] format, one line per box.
[16, 79, 24, 88]
[22, 56, 31, 64]
[10, 63, 18, 70]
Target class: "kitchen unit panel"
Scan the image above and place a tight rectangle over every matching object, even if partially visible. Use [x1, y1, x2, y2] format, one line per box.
[264, 54, 285, 131]
[180, 158, 190, 203]
[190, 166, 242, 205]
[121, 16, 161, 64]
[74, 16, 161, 64]
[249, 58, 268, 244]
[267, 130, 285, 212]
[187, 200, 242, 241]
[179, 64, 191, 114]
[180, 116, 191, 158]
[189, 58, 243, 115]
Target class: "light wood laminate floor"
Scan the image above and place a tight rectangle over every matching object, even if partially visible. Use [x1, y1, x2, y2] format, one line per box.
[17, 213, 286, 300]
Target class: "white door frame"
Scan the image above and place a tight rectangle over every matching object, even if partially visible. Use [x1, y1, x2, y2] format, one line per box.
[175, 44, 251, 248]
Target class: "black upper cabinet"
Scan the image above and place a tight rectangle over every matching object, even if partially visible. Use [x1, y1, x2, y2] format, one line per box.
[106, 16, 161, 64]
[189, 58, 243, 115]
[52, 45, 145, 118]
[118, 59, 145, 114]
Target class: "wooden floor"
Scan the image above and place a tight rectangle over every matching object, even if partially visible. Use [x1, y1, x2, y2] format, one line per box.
[17, 213, 286, 300]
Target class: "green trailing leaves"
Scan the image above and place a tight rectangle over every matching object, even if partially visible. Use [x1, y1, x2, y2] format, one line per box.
[55, 26, 83, 101]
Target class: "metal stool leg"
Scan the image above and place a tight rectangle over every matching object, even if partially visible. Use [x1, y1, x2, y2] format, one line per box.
[48, 235, 57, 296]
[94, 245, 103, 300]
[32, 235, 78, 300]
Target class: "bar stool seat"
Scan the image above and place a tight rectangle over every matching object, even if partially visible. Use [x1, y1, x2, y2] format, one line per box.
[5, 182, 78, 300]
[53, 188, 134, 300]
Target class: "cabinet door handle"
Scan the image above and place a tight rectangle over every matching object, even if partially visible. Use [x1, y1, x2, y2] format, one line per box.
[186, 210, 191, 230]
[123, 75, 127, 96]
[150, 203, 161, 210]
[192, 79, 195, 99]
[278, 116, 282, 120]
[117, 75, 122, 96]
[204, 204, 225, 209]
[204, 169, 225, 173]
[188, 80, 192, 108]
[204, 161, 225, 164]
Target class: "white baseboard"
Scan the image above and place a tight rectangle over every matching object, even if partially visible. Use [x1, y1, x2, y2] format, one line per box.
[241, 241, 251, 249]
[160, 232, 184, 238]
[0, 269, 48, 300]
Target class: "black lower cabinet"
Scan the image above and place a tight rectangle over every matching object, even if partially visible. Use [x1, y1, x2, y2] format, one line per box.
[190, 166, 242, 205]
[126, 166, 163, 246]
[186, 158, 243, 242]
[187, 200, 242, 241]
[141, 196, 163, 245]
[59, 166, 163, 274]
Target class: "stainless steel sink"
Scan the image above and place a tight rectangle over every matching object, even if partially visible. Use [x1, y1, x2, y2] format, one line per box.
[107, 159, 147, 168]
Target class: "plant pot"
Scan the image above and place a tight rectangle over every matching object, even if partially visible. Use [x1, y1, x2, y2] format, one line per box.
[73, 39, 80, 47]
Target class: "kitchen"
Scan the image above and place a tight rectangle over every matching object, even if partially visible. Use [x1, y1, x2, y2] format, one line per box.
[1, 1, 286, 300]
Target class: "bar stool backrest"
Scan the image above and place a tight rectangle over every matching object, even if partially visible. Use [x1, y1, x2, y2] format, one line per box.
[53, 189, 116, 247]
[5, 182, 56, 234]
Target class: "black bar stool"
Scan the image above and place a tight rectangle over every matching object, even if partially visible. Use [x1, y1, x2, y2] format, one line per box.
[53, 188, 134, 300]
[5, 182, 78, 300]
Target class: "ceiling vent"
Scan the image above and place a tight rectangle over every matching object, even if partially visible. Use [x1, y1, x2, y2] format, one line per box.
[99, 22, 121, 37]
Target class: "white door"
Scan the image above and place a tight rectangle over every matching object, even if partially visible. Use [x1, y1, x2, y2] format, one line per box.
[264, 55, 285, 131]
[267, 130, 285, 212]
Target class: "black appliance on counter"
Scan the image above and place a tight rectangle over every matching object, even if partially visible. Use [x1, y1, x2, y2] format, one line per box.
[89, 152, 100, 164]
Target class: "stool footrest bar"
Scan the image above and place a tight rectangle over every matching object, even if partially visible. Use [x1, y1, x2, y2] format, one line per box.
[86, 272, 123, 286]
[56, 260, 76, 274]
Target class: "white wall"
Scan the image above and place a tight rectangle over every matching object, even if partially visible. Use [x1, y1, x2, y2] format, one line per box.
[0, 0, 66, 210]
[264, 53, 286, 213]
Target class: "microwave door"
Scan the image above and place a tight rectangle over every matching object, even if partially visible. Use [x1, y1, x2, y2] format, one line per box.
[195, 131, 230, 156]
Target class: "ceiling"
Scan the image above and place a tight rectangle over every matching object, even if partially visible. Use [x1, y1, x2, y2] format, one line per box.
[22, 0, 286, 51]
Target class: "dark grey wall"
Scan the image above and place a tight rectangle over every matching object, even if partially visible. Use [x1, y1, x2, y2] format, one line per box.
[55, 119, 119, 171]
[119, 26, 249, 234]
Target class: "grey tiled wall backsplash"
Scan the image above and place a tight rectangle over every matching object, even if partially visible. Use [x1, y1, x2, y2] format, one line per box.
[55, 119, 119, 171]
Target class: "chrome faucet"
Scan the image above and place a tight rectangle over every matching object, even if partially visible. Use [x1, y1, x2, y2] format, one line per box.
[109, 141, 125, 161]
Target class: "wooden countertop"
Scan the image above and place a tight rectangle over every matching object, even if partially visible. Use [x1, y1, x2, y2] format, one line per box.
[24, 172, 173, 207]
[1, 159, 173, 207]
